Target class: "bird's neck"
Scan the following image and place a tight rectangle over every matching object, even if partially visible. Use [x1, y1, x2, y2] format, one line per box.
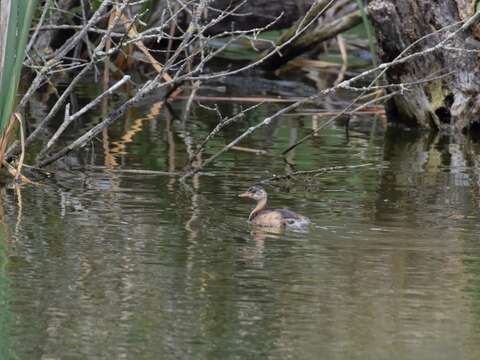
[249, 196, 267, 221]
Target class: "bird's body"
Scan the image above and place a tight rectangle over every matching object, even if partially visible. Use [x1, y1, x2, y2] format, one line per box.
[239, 186, 310, 228]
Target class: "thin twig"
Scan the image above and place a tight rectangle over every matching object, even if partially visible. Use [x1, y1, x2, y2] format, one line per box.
[7, 1, 132, 160]
[44, 75, 131, 151]
[260, 163, 374, 183]
[192, 103, 263, 159]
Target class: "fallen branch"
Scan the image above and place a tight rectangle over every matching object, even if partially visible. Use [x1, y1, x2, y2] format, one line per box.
[191, 102, 263, 160]
[6, 0, 131, 160]
[282, 91, 401, 154]
[36, 76, 173, 167]
[43, 74, 131, 152]
[260, 163, 374, 184]
[261, 9, 363, 70]
[16, 0, 114, 114]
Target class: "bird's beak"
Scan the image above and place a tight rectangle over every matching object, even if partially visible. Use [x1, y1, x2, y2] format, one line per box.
[238, 192, 250, 198]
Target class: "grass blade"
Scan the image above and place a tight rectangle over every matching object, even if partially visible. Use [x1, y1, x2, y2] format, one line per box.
[0, 0, 38, 132]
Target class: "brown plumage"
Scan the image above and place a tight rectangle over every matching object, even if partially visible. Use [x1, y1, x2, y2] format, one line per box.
[238, 186, 310, 228]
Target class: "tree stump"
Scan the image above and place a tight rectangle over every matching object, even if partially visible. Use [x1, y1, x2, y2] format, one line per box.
[368, 0, 480, 130]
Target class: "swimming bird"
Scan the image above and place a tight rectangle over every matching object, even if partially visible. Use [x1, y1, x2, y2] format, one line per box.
[238, 186, 310, 228]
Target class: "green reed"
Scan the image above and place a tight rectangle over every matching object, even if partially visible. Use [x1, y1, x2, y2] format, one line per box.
[0, 0, 38, 131]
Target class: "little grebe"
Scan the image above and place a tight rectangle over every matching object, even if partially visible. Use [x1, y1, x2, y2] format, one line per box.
[239, 186, 310, 228]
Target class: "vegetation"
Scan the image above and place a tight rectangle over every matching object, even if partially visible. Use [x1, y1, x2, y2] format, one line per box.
[0, 0, 477, 182]
[1, 2, 480, 357]
[0, 1, 38, 130]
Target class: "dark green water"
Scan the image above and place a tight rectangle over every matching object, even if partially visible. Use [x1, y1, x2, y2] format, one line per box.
[2, 91, 480, 359]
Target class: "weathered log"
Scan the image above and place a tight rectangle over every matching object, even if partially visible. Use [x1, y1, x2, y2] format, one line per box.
[260, 9, 363, 70]
[147, 0, 315, 35]
[206, 0, 315, 34]
[368, 0, 480, 130]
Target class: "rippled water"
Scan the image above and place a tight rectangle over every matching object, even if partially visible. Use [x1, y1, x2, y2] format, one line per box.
[2, 88, 480, 359]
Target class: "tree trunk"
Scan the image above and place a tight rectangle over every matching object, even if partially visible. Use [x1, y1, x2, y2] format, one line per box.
[368, 0, 480, 130]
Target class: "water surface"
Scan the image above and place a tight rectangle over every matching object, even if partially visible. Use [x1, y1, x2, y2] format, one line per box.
[2, 85, 480, 359]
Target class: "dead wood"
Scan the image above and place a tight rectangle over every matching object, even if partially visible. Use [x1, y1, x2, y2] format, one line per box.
[147, 0, 316, 36]
[260, 8, 363, 70]
[368, 0, 480, 130]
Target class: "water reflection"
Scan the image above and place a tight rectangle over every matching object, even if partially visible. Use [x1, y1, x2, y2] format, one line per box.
[5, 96, 480, 358]
[0, 206, 14, 360]
[376, 129, 478, 227]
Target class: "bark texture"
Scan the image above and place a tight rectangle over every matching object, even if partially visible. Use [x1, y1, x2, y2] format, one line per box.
[368, 0, 480, 130]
